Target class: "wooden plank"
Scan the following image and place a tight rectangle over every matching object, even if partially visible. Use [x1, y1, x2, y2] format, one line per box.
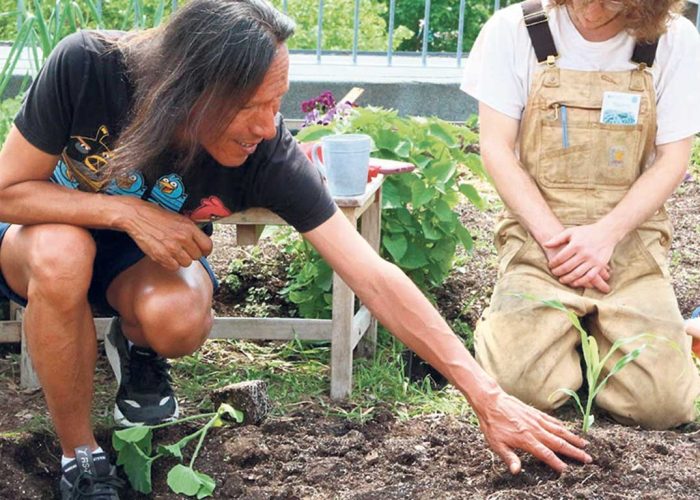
[350, 305, 372, 350]
[209, 317, 331, 341]
[18, 308, 40, 390]
[356, 191, 382, 358]
[330, 214, 358, 400]
[236, 225, 264, 246]
[339, 87, 365, 105]
[217, 208, 286, 225]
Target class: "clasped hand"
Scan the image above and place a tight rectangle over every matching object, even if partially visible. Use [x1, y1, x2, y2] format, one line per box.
[543, 223, 617, 293]
[124, 200, 213, 271]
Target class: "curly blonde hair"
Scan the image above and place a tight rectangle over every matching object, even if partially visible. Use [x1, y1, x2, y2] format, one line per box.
[549, 0, 687, 41]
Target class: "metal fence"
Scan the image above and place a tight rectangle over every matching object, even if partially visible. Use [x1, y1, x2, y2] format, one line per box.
[11, 0, 700, 69]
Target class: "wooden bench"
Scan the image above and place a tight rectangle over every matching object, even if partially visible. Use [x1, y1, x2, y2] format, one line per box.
[0, 174, 385, 400]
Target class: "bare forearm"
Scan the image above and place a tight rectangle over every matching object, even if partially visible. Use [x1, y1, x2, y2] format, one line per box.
[0, 180, 138, 230]
[484, 149, 565, 245]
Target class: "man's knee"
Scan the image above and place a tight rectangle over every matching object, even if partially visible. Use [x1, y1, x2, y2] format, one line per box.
[135, 290, 213, 358]
[25, 225, 96, 305]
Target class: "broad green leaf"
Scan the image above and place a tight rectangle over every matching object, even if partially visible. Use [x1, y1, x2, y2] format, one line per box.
[463, 152, 487, 177]
[374, 128, 400, 152]
[400, 246, 429, 270]
[455, 224, 474, 252]
[459, 183, 486, 210]
[157, 442, 185, 460]
[383, 234, 408, 261]
[114, 426, 151, 445]
[395, 208, 414, 226]
[411, 181, 433, 209]
[420, 219, 441, 241]
[425, 159, 456, 185]
[394, 140, 411, 158]
[429, 122, 457, 147]
[412, 154, 431, 169]
[116, 443, 154, 494]
[167, 464, 202, 496]
[433, 200, 454, 222]
[194, 471, 216, 499]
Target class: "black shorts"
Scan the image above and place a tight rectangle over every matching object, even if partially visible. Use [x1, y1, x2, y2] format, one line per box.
[0, 222, 218, 316]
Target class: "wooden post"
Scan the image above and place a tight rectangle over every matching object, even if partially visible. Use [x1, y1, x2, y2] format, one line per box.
[356, 189, 381, 359]
[330, 209, 358, 400]
[16, 305, 40, 390]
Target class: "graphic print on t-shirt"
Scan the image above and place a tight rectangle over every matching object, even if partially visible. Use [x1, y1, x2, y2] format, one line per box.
[60, 125, 112, 191]
[147, 174, 188, 212]
[104, 171, 147, 198]
[186, 196, 233, 222]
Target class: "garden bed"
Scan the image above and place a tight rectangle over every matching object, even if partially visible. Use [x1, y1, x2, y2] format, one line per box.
[0, 175, 698, 498]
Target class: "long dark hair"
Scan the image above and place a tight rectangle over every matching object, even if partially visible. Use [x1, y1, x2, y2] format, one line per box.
[106, 0, 295, 180]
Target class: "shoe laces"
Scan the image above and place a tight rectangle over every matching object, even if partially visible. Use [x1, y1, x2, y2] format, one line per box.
[70, 471, 125, 499]
[128, 348, 173, 393]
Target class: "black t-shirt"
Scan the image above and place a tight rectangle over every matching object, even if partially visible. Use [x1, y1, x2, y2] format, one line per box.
[14, 31, 336, 233]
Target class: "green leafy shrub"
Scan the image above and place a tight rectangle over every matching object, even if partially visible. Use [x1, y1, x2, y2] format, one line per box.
[285, 106, 487, 319]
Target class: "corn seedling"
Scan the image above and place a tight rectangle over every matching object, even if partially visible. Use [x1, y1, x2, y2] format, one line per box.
[112, 403, 243, 498]
[519, 294, 662, 433]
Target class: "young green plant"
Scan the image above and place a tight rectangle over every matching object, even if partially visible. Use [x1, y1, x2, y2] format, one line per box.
[520, 294, 657, 433]
[112, 403, 243, 498]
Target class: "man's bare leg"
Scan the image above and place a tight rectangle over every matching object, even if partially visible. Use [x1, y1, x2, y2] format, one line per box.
[0, 224, 99, 456]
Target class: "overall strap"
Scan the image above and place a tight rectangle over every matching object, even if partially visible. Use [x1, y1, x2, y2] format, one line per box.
[632, 40, 659, 68]
[522, 0, 558, 64]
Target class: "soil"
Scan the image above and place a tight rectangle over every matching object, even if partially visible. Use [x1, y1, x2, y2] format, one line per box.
[0, 177, 699, 498]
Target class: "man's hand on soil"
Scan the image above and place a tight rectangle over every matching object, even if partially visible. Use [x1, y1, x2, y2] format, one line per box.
[544, 224, 616, 293]
[476, 391, 592, 474]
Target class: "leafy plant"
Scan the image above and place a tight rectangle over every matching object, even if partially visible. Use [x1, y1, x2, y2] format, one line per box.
[519, 294, 663, 433]
[284, 104, 487, 318]
[112, 403, 243, 498]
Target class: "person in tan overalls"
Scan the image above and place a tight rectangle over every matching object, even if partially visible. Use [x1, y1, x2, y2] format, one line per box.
[463, 0, 700, 429]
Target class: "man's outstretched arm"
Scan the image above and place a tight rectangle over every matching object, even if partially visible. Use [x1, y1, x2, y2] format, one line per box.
[303, 211, 592, 474]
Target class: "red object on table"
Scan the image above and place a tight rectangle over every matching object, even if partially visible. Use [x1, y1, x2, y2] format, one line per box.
[299, 141, 416, 182]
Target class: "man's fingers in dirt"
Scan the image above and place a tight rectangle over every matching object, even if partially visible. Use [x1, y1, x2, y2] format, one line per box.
[540, 431, 592, 464]
[493, 444, 521, 475]
[541, 419, 589, 449]
[525, 439, 568, 474]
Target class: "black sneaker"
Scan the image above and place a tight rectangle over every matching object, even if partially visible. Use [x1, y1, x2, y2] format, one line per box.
[104, 317, 179, 426]
[60, 446, 124, 499]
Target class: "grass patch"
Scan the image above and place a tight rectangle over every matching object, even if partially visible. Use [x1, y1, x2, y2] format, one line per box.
[170, 336, 474, 424]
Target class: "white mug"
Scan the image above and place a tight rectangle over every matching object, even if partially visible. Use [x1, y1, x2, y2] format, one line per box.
[312, 134, 372, 197]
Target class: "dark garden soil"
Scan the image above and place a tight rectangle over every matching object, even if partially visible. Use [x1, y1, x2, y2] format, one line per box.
[0, 177, 699, 498]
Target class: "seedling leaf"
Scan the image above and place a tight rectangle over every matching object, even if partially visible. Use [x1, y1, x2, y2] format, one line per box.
[550, 388, 584, 416]
[116, 442, 155, 494]
[217, 403, 244, 423]
[167, 465, 215, 498]
[113, 426, 152, 454]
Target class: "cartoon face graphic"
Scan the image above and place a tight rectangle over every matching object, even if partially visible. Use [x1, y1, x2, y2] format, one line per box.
[148, 173, 188, 212]
[62, 125, 113, 192]
[104, 171, 147, 198]
[186, 196, 233, 222]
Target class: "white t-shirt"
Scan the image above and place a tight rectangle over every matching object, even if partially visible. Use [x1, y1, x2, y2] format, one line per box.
[461, 0, 700, 144]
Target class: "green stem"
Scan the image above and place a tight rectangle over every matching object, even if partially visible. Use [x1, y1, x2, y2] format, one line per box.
[147, 412, 216, 431]
[188, 414, 217, 469]
[582, 395, 594, 433]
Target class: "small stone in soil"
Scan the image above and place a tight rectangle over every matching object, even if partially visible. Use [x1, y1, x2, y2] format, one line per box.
[211, 380, 270, 425]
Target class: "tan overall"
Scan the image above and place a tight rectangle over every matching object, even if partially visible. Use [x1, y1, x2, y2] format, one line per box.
[474, 61, 700, 429]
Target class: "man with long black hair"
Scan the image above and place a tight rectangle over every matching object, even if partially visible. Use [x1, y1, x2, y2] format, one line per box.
[0, 1, 590, 497]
